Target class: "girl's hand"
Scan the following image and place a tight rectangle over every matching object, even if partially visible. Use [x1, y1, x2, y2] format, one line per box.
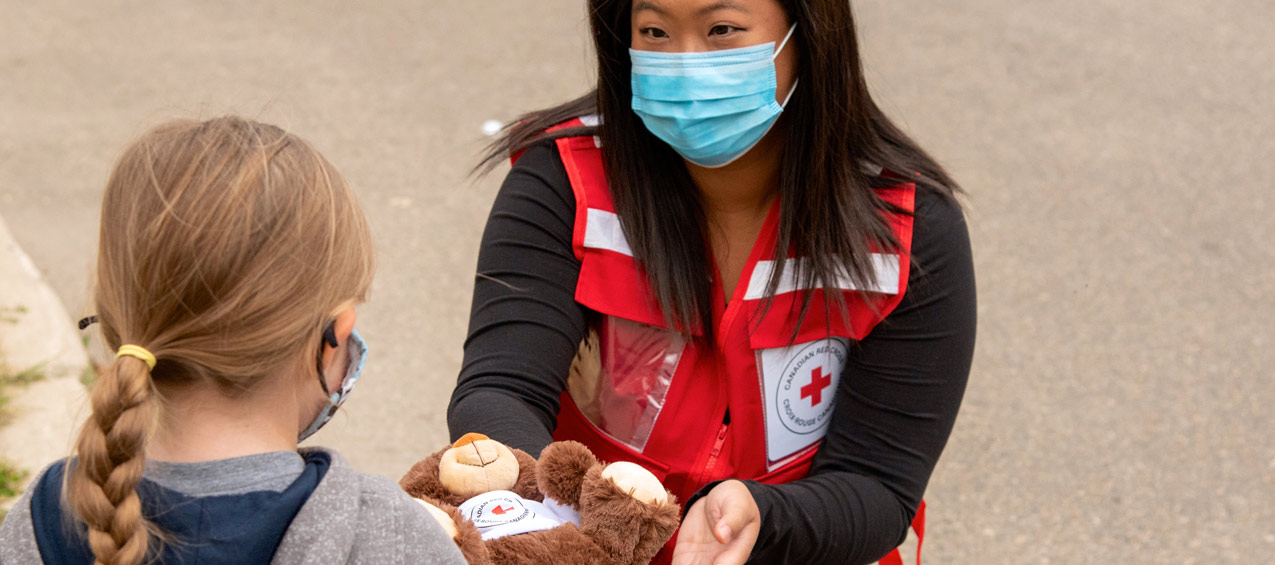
[672, 480, 761, 565]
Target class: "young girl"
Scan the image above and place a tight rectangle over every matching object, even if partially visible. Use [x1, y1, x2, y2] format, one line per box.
[0, 117, 464, 565]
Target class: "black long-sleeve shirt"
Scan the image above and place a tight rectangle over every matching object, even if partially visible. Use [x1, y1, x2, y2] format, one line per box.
[448, 143, 976, 564]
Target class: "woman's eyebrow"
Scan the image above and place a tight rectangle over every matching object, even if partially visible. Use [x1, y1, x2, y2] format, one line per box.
[633, 1, 751, 16]
[633, 1, 667, 15]
[698, 1, 750, 16]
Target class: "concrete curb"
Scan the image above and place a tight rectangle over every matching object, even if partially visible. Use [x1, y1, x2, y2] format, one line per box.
[0, 214, 90, 510]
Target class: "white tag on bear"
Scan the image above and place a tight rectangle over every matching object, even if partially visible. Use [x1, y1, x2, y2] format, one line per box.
[457, 490, 575, 540]
[756, 338, 849, 467]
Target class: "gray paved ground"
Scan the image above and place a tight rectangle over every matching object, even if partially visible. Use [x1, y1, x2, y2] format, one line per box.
[1, 1, 1271, 562]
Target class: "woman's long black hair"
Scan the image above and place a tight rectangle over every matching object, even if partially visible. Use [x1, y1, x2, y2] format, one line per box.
[479, 0, 960, 341]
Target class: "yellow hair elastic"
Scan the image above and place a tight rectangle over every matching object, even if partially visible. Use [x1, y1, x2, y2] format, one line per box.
[116, 345, 157, 370]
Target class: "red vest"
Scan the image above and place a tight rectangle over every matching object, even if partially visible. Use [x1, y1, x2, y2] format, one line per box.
[529, 117, 924, 564]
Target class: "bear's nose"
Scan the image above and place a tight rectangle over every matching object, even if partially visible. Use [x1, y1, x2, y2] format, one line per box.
[452, 432, 489, 448]
[453, 439, 502, 467]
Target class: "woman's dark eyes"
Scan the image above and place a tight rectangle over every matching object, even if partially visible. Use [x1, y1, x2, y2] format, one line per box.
[639, 25, 742, 39]
[640, 27, 668, 39]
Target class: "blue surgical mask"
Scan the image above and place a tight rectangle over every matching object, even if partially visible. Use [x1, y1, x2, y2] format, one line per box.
[630, 24, 798, 168]
[299, 329, 367, 442]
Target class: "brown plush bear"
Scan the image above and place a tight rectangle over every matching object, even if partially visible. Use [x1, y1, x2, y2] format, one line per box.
[400, 433, 680, 564]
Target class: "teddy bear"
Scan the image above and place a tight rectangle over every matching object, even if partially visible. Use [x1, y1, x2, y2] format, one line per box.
[400, 433, 681, 565]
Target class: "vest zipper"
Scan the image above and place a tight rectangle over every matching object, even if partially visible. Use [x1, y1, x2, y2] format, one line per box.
[700, 415, 730, 482]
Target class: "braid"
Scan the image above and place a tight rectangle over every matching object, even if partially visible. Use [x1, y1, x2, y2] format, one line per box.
[67, 355, 156, 565]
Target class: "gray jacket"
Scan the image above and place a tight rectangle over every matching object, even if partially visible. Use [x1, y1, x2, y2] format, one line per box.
[0, 447, 465, 564]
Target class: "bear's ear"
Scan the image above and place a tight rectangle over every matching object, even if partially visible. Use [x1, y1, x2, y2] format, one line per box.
[536, 441, 600, 508]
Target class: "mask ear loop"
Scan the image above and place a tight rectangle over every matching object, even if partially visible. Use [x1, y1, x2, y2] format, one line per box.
[773, 23, 800, 108]
[315, 321, 339, 395]
[771, 23, 798, 62]
[781, 79, 800, 107]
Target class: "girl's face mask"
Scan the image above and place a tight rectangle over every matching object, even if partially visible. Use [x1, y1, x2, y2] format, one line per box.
[629, 24, 798, 168]
[299, 328, 367, 442]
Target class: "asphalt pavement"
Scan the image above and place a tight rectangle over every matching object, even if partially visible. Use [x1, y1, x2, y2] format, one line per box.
[1, 1, 1270, 562]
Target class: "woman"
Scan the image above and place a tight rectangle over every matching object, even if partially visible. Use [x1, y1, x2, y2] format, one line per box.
[450, 1, 975, 563]
[0, 117, 464, 565]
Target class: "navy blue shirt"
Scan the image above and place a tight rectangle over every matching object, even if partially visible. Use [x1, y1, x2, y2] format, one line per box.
[29, 452, 329, 564]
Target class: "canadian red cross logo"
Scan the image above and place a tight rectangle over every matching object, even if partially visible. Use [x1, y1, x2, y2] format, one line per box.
[800, 367, 833, 406]
[491, 505, 513, 515]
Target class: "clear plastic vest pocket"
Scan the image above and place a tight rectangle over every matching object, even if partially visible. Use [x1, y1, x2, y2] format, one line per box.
[567, 316, 686, 453]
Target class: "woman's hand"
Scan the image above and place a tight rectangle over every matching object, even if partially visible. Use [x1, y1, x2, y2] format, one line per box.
[672, 480, 761, 565]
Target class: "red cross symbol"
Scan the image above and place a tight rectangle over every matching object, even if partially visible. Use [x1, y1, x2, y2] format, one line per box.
[800, 367, 832, 406]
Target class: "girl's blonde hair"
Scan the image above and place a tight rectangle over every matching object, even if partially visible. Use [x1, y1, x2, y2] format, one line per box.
[66, 116, 374, 565]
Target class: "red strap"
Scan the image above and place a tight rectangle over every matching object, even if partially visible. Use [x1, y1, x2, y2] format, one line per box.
[879, 500, 925, 565]
[913, 499, 926, 564]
